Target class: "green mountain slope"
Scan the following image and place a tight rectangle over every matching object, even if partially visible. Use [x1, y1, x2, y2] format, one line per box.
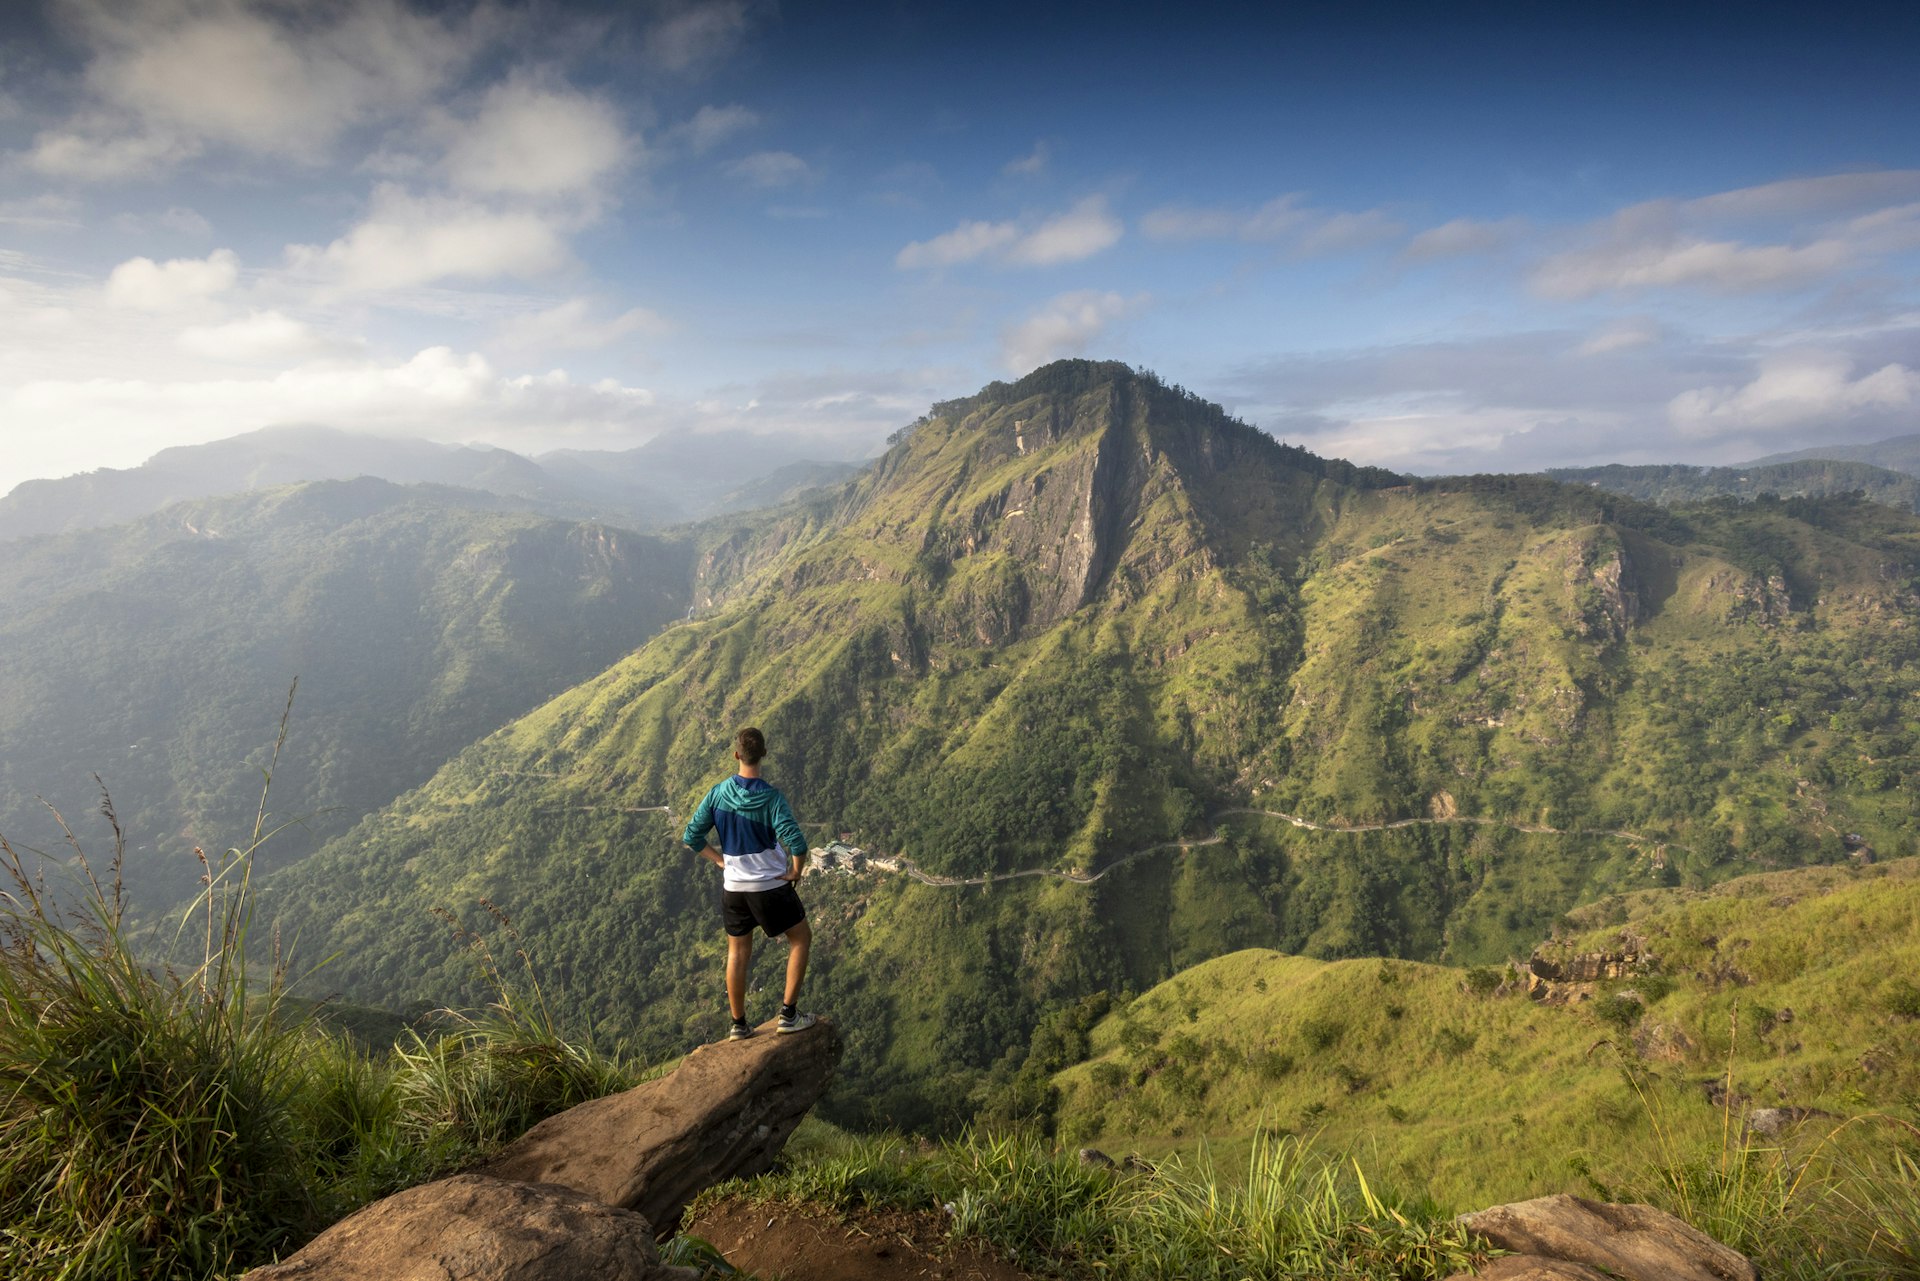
[0, 478, 692, 908]
[1748, 430, 1920, 474]
[264, 362, 1920, 1128]
[1546, 459, 1920, 512]
[1051, 857, 1920, 1210]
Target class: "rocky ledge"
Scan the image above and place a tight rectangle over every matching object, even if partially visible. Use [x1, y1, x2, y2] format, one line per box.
[248, 1017, 841, 1281]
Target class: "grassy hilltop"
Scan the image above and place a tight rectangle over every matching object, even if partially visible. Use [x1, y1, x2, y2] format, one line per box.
[1055, 858, 1920, 1210]
[265, 361, 1920, 1128]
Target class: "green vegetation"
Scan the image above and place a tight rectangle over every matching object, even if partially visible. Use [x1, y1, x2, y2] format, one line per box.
[0, 791, 653, 1280]
[695, 1122, 1483, 1279]
[1052, 860, 1920, 1221]
[1547, 460, 1920, 512]
[262, 362, 1920, 1129]
[0, 477, 692, 909]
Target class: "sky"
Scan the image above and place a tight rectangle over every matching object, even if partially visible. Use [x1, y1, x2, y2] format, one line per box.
[2, 0, 1919, 493]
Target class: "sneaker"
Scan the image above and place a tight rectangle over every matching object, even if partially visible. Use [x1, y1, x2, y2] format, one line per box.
[777, 1009, 818, 1034]
[728, 1020, 753, 1040]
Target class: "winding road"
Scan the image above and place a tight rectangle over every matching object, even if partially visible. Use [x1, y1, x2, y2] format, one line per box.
[517, 776, 1682, 887]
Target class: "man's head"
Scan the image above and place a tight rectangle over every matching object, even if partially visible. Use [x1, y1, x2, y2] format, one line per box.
[734, 726, 766, 765]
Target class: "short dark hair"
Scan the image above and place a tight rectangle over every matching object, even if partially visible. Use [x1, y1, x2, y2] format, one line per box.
[735, 726, 766, 764]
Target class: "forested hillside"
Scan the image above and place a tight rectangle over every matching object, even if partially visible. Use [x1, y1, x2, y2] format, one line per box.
[0, 479, 692, 908]
[1547, 459, 1920, 511]
[266, 361, 1920, 1129]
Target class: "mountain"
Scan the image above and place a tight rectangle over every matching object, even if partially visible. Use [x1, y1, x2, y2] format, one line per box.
[0, 426, 865, 543]
[1747, 430, 1920, 474]
[1545, 459, 1920, 512]
[1050, 856, 1920, 1210]
[0, 478, 692, 909]
[262, 361, 1920, 1129]
[0, 426, 586, 542]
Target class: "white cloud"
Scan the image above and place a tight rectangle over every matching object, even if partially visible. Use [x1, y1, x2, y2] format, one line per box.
[161, 205, 211, 235]
[442, 77, 631, 196]
[28, 122, 197, 180]
[1004, 141, 1049, 177]
[1001, 290, 1145, 372]
[1533, 236, 1851, 299]
[1139, 193, 1400, 256]
[6, 347, 660, 479]
[726, 150, 814, 188]
[670, 103, 759, 154]
[1683, 170, 1920, 222]
[44, 0, 475, 171]
[1576, 318, 1662, 356]
[896, 197, 1122, 270]
[646, 1, 751, 73]
[1403, 217, 1526, 261]
[491, 296, 669, 354]
[896, 219, 1022, 269]
[1668, 350, 1920, 439]
[104, 248, 239, 310]
[287, 185, 571, 294]
[0, 194, 83, 230]
[176, 310, 348, 362]
[1004, 197, 1123, 266]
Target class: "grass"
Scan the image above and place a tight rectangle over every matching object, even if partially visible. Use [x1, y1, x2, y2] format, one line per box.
[694, 1122, 1483, 1279]
[0, 733, 650, 1280]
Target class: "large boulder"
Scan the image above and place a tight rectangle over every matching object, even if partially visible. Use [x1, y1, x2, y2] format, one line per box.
[245, 1174, 697, 1281]
[1457, 1194, 1756, 1281]
[485, 1016, 841, 1235]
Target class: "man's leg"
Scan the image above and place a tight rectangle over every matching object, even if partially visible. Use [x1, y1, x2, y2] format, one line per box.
[781, 919, 811, 1007]
[726, 933, 753, 1022]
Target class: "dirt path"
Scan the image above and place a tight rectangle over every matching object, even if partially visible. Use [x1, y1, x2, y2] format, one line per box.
[686, 1198, 1033, 1281]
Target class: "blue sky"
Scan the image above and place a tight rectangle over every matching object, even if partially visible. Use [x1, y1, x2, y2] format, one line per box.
[2, 0, 1918, 492]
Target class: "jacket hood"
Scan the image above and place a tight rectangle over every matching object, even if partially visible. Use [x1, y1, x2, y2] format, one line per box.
[716, 775, 778, 816]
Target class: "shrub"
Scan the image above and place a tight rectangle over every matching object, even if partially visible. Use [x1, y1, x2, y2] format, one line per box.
[1463, 966, 1503, 997]
[1595, 993, 1646, 1031]
[1883, 979, 1920, 1020]
[1300, 1017, 1345, 1052]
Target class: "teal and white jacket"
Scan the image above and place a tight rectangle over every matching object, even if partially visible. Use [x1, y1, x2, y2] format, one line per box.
[683, 775, 810, 892]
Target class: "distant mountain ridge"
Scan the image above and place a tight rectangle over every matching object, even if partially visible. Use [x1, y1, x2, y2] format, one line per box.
[1545, 458, 1920, 511]
[0, 425, 862, 542]
[262, 360, 1920, 1128]
[1746, 430, 1920, 472]
[0, 478, 694, 908]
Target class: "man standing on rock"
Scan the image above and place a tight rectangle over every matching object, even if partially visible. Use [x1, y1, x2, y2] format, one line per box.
[683, 726, 819, 1040]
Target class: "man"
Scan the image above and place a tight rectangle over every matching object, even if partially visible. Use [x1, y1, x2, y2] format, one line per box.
[682, 726, 819, 1039]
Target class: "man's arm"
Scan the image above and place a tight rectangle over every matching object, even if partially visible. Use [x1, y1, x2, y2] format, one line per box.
[682, 784, 718, 856]
[684, 786, 729, 871]
[769, 791, 810, 857]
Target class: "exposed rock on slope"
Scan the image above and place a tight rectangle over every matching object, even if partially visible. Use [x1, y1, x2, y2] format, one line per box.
[1455, 1194, 1756, 1281]
[487, 1016, 842, 1234]
[245, 1175, 697, 1281]
[248, 1019, 841, 1278]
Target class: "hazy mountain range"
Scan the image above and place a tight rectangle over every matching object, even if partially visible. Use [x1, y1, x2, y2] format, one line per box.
[0, 425, 863, 543]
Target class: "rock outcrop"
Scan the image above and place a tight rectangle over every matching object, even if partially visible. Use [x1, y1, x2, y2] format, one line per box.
[1525, 949, 1658, 1003]
[246, 1175, 699, 1281]
[485, 1017, 841, 1234]
[249, 1019, 841, 1278]
[1456, 1194, 1755, 1281]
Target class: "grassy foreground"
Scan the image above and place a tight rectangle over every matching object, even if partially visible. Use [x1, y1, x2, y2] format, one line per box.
[0, 804, 646, 1281]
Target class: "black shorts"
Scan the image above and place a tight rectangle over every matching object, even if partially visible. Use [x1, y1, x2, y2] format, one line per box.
[721, 883, 806, 938]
